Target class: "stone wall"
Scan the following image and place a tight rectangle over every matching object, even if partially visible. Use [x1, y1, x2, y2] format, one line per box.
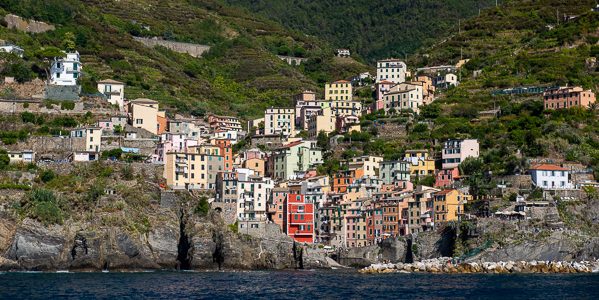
[133, 37, 210, 57]
[4, 14, 55, 33]
[210, 202, 237, 225]
[45, 85, 80, 101]
[0, 79, 45, 99]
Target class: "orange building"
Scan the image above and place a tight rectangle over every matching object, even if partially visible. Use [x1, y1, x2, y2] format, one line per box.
[213, 139, 233, 171]
[157, 115, 167, 135]
[331, 169, 364, 193]
[543, 86, 596, 110]
[285, 194, 314, 243]
[270, 187, 289, 230]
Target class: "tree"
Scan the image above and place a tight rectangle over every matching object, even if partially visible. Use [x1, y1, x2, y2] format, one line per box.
[0, 149, 9, 170]
[316, 131, 329, 150]
[194, 196, 210, 216]
[34, 47, 65, 82]
[62, 32, 76, 52]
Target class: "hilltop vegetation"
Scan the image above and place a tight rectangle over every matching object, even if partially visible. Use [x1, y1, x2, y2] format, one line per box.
[224, 0, 498, 61]
[331, 0, 599, 190]
[0, 0, 370, 119]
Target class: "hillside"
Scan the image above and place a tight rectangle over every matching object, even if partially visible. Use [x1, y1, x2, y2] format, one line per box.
[0, 0, 371, 119]
[223, 0, 498, 61]
[327, 0, 599, 190]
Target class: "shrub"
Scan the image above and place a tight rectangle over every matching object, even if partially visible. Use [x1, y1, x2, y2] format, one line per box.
[121, 164, 134, 180]
[60, 101, 75, 110]
[39, 169, 56, 183]
[21, 112, 36, 123]
[194, 196, 210, 216]
[0, 149, 9, 170]
[27, 189, 63, 225]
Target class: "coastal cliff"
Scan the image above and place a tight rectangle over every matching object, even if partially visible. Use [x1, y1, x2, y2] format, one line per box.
[0, 212, 297, 271]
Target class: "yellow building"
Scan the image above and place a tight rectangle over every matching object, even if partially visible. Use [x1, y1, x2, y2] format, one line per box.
[307, 107, 336, 138]
[164, 145, 224, 190]
[403, 150, 435, 177]
[325, 80, 353, 101]
[433, 189, 471, 224]
[129, 98, 164, 135]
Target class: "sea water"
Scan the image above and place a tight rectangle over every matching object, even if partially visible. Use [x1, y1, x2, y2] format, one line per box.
[0, 270, 598, 299]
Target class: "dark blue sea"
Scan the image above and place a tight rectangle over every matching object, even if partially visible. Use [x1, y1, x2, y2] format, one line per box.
[1, 270, 598, 299]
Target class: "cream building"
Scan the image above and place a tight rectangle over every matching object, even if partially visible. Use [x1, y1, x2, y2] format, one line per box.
[97, 79, 126, 109]
[325, 80, 353, 101]
[328, 100, 362, 117]
[307, 107, 336, 138]
[163, 145, 224, 190]
[265, 107, 295, 136]
[129, 98, 162, 135]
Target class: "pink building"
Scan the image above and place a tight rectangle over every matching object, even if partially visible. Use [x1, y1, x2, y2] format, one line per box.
[154, 133, 198, 163]
[441, 139, 479, 169]
[435, 167, 459, 188]
[543, 87, 596, 110]
[373, 81, 395, 111]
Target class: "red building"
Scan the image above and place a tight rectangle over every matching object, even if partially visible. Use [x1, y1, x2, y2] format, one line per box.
[285, 193, 315, 243]
[269, 187, 289, 230]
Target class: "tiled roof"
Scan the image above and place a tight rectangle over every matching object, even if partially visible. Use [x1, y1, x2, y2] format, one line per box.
[530, 164, 568, 171]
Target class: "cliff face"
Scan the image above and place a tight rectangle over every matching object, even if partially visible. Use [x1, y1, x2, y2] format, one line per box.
[0, 209, 297, 271]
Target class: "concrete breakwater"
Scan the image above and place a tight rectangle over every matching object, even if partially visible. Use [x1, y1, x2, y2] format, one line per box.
[359, 258, 599, 274]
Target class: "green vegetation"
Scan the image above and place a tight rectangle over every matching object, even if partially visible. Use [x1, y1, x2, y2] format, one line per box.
[0, 0, 370, 120]
[194, 196, 210, 216]
[225, 0, 498, 62]
[23, 188, 64, 225]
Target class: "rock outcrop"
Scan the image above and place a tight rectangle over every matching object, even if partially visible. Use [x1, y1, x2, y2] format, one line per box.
[0, 209, 299, 271]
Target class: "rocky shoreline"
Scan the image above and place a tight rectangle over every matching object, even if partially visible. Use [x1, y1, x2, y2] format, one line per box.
[359, 258, 599, 274]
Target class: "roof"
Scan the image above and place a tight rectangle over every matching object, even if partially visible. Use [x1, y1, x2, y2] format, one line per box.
[530, 164, 568, 171]
[97, 79, 124, 85]
[378, 80, 396, 85]
[131, 98, 158, 104]
[405, 149, 428, 153]
[280, 140, 305, 149]
[435, 189, 455, 196]
[331, 80, 350, 84]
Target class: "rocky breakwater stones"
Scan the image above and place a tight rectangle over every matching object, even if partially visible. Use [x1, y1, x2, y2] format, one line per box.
[358, 258, 599, 274]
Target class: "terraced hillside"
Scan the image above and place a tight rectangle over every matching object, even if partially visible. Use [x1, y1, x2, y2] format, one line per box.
[0, 0, 371, 119]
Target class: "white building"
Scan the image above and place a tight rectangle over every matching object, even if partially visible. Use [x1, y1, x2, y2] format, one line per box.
[265, 107, 295, 137]
[529, 164, 573, 190]
[50, 51, 81, 86]
[382, 88, 422, 114]
[97, 79, 125, 109]
[336, 49, 350, 57]
[236, 174, 274, 221]
[7, 150, 35, 164]
[376, 59, 407, 84]
[434, 73, 459, 89]
[0, 44, 24, 57]
[441, 139, 480, 169]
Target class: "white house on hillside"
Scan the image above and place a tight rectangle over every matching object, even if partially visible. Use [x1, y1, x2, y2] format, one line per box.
[50, 51, 81, 86]
[0, 44, 24, 57]
[97, 79, 125, 109]
[529, 164, 573, 190]
[376, 59, 407, 84]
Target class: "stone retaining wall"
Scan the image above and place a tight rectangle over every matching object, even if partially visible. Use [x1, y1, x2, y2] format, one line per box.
[133, 37, 210, 57]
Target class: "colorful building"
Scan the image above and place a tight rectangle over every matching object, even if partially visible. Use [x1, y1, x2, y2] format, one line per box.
[376, 59, 407, 84]
[265, 107, 295, 137]
[403, 150, 435, 177]
[285, 193, 315, 243]
[543, 86, 596, 110]
[441, 139, 479, 169]
[325, 80, 353, 101]
[432, 189, 470, 225]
